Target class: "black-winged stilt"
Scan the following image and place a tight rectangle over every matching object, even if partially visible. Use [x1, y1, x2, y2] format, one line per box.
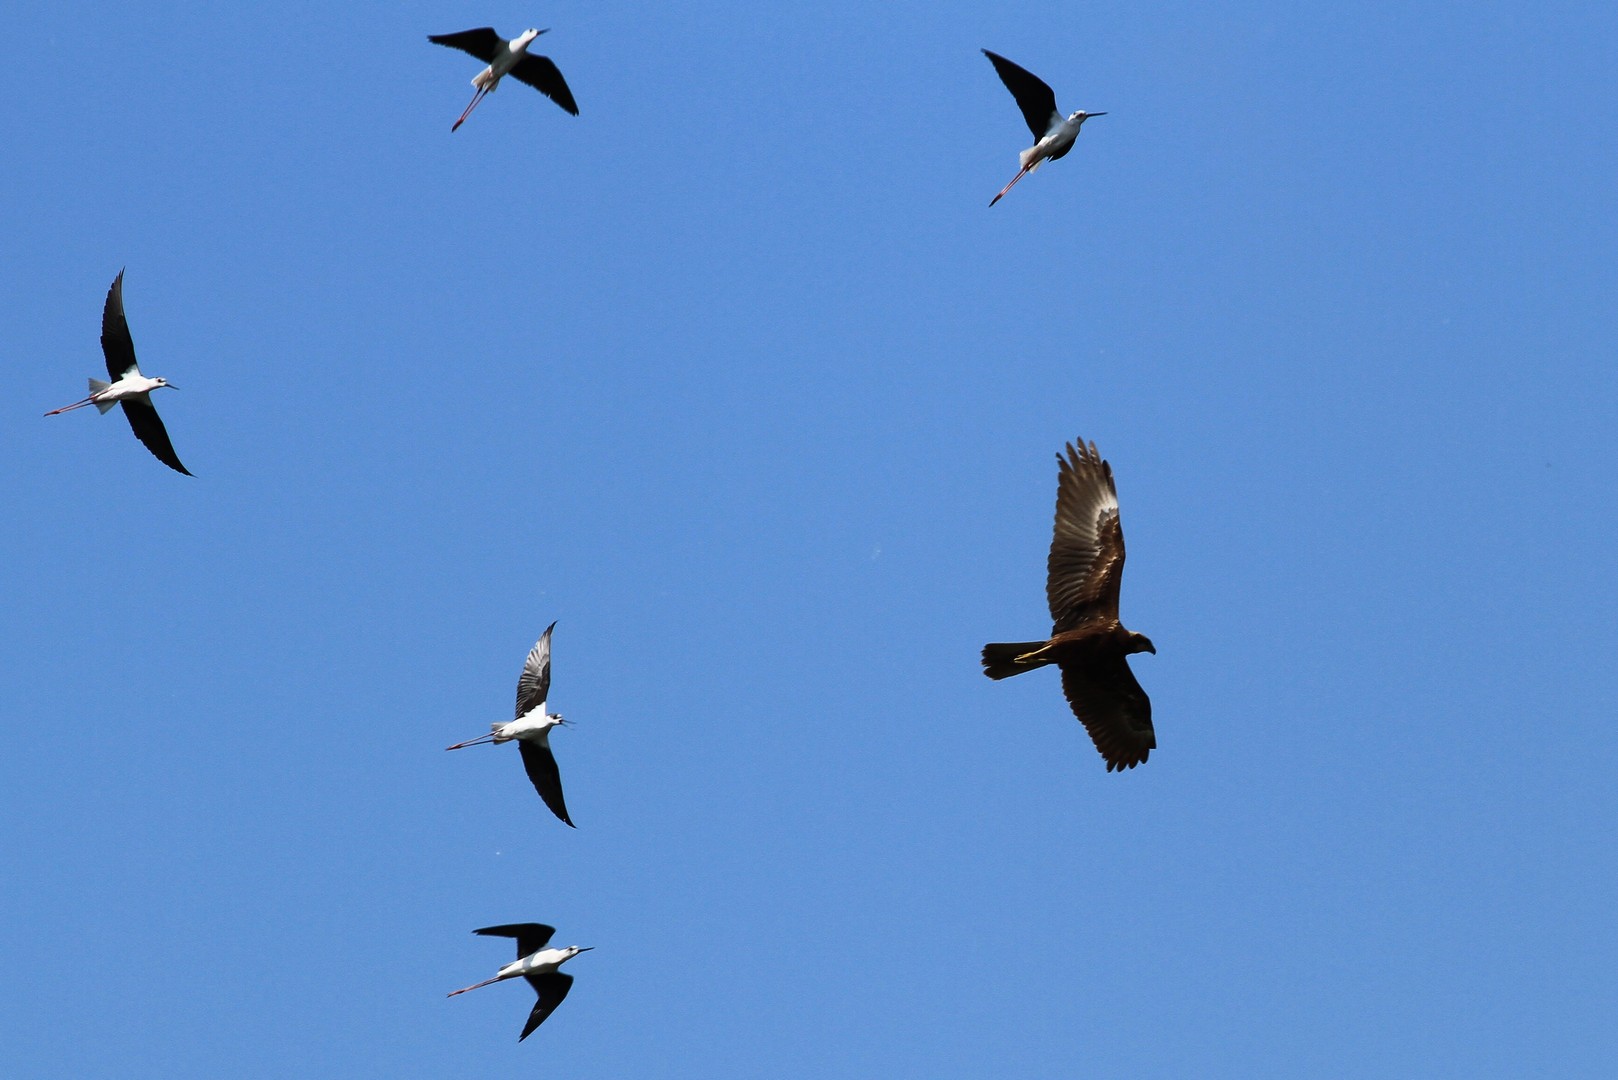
[448, 923, 592, 1041]
[45, 271, 190, 476]
[982, 50, 1105, 206]
[429, 28, 578, 131]
[447, 622, 575, 827]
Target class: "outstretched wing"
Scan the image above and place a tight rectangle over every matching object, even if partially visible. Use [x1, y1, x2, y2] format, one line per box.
[1046, 440, 1124, 633]
[983, 50, 1060, 140]
[119, 398, 190, 475]
[519, 973, 573, 1040]
[428, 28, 504, 63]
[515, 622, 556, 719]
[518, 740, 574, 827]
[511, 55, 579, 115]
[1059, 654, 1154, 771]
[474, 923, 557, 958]
[101, 269, 138, 380]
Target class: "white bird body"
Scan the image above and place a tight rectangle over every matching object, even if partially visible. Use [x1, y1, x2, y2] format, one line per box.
[495, 945, 588, 983]
[1020, 112, 1091, 171]
[471, 28, 543, 91]
[491, 704, 562, 744]
[81, 372, 168, 411]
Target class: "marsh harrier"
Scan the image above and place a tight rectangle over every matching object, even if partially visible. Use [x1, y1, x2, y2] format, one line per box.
[982, 439, 1156, 770]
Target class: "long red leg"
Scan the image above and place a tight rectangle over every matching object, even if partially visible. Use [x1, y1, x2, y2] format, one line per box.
[451, 87, 487, 132]
[44, 397, 95, 416]
[445, 733, 498, 750]
[989, 165, 1032, 207]
[447, 975, 503, 997]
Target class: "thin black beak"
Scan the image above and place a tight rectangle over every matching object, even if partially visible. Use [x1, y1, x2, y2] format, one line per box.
[1087, 112, 1107, 118]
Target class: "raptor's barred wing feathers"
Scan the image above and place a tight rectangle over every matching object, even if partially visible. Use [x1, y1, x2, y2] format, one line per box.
[1046, 440, 1124, 633]
[1059, 654, 1154, 771]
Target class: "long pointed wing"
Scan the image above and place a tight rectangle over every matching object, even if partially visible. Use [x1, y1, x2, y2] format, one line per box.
[518, 740, 574, 827]
[119, 398, 191, 475]
[1060, 655, 1154, 771]
[101, 270, 139, 380]
[474, 923, 556, 958]
[428, 28, 504, 63]
[515, 622, 556, 718]
[1047, 440, 1123, 633]
[511, 55, 579, 115]
[519, 973, 573, 1040]
[983, 50, 1060, 140]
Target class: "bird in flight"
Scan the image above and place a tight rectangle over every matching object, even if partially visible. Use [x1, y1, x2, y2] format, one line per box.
[428, 27, 578, 131]
[982, 439, 1156, 770]
[448, 923, 592, 1041]
[447, 622, 575, 826]
[982, 50, 1105, 206]
[45, 270, 190, 476]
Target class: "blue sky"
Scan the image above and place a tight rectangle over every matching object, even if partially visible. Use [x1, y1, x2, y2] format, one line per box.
[4, 1, 1616, 1076]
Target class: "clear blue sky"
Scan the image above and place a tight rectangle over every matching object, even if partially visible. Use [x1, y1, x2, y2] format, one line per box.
[4, 2, 1615, 1076]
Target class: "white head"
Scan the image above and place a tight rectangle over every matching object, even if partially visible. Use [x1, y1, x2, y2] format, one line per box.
[152, 377, 177, 390]
[1072, 110, 1106, 126]
[515, 28, 547, 49]
[561, 945, 593, 963]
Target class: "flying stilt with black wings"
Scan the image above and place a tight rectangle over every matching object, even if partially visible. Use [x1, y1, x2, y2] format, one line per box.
[45, 271, 190, 476]
[429, 27, 578, 131]
[448, 923, 592, 1041]
[447, 622, 575, 827]
[983, 50, 1105, 206]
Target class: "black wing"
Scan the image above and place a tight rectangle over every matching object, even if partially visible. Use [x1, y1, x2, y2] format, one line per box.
[101, 269, 138, 380]
[474, 923, 557, 958]
[1059, 653, 1155, 772]
[511, 55, 579, 115]
[518, 740, 574, 827]
[983, 50, 1060, 140]
[519, 973, 573, 1040]
[119, 398, 191, 475]
[515, 622, 556, 718]
[428, 28, 504, 63]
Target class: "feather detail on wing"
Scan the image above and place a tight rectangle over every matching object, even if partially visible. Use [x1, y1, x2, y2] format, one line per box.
[515, 622, 556, 718]
[1046, 440, 1124, 633]
[1059, 655, 1154, 772]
